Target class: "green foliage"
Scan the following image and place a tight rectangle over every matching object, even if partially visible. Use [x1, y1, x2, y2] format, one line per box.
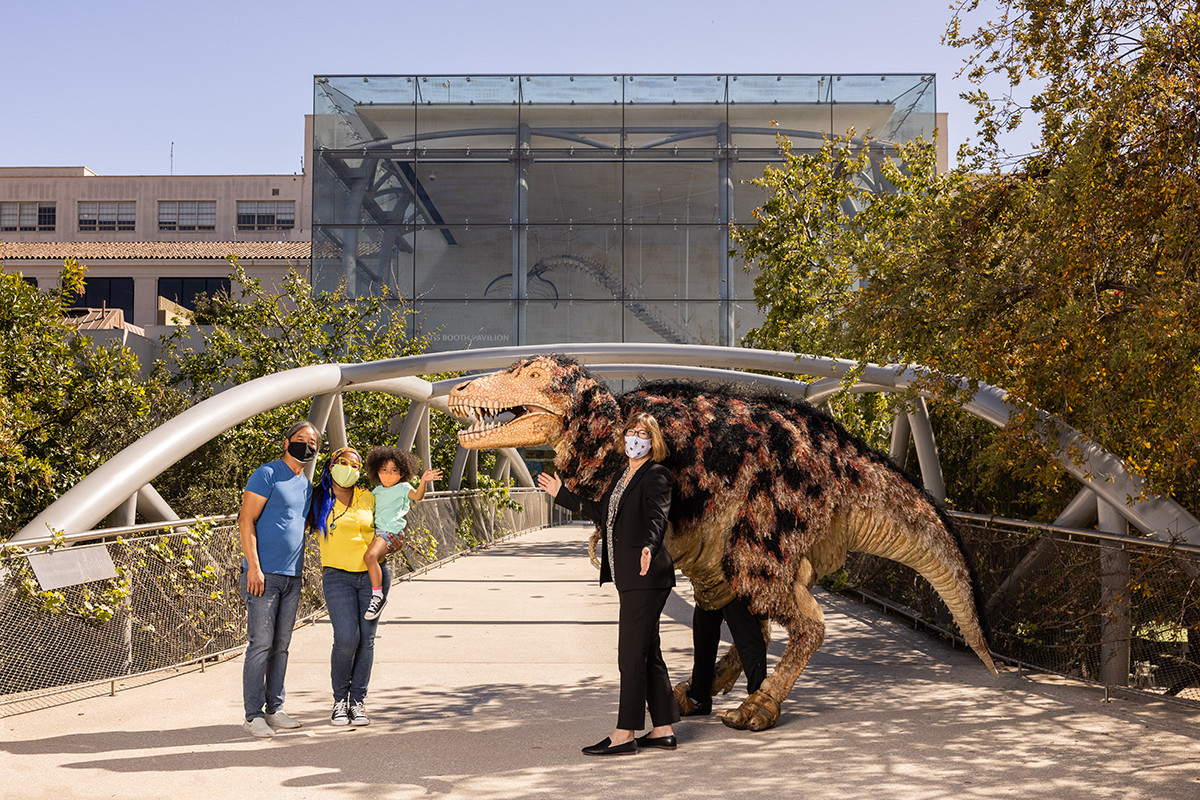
[0, 258, 158, 538]
[155, 258, 459, 516]
[732, 1, 1200, 516]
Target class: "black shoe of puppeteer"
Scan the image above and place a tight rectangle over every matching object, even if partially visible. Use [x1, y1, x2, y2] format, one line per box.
[635, 732, 678, 750]
[581, 737, 637, 756]
[681, 695, 712, 716]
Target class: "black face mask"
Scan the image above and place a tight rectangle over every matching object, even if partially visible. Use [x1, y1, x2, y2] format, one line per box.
[287, 440, 318, 463]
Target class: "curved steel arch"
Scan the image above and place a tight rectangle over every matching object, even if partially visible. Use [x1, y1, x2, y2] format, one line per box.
[13, 344, 1199, 547]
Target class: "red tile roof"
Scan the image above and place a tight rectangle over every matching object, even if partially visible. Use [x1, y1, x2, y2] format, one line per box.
[0, 241, 310, 260]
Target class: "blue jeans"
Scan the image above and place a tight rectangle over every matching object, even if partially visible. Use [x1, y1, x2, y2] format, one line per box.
[240, 570, 302, 720]
[323, 565, 389, 704]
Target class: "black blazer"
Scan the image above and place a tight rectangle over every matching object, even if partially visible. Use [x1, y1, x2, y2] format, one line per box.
[555, 461, 675, 591]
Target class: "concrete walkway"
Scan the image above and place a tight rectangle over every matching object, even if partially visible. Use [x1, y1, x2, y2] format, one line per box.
[3, 523, 1199, 800]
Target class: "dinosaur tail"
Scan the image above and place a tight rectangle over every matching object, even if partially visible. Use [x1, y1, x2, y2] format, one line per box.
[844, 501, 999, 677]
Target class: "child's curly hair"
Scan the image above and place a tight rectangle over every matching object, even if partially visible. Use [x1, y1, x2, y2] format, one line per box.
[364, 446, 422, 487]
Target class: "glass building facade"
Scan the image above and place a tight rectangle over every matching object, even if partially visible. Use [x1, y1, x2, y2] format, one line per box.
[312, 74, 935, 351]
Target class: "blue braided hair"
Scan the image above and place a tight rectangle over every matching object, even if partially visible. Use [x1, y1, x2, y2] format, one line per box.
[308, 446, 357, 538]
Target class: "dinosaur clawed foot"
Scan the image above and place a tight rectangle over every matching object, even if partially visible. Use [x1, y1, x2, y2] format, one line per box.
[718, 691, 781, 731]
[673, 680, 704, 715]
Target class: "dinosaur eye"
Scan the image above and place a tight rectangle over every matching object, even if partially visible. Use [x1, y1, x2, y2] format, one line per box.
[530, 371, 540, 379]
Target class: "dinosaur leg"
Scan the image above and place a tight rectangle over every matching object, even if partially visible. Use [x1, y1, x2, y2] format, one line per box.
[720, 558, 824, 731]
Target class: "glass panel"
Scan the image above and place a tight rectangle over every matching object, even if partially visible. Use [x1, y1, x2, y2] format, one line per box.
[624, 157, 720, 224]
[729, 75, 833, 149]
[414, 299, 514, 351]
[0, 203, 16, 230]
[525, 159, 621, 224]
[237, 201, 256, 229]
[412, 159, 515, 225]
[622, 300, 722, 346]
[18, 203, 37, 230]
[831, 75, 936, 146]
[98, 202, 116, 231]
[117, 202, 135, 230]
[526, 224, 624, 302]
[416, 75, 520, 150]
[524, 299, 623, 345]
[623, 224, 723, 300]
[78, 202, 97, 230]
[37, 203, 55, 230]
[198, 201, 216, 230]
[730, 157, 786, 224]
[414, 224, 510, 300]
[624, 75, 726, 150]
[730, 299, 767, 346]
[730, 248, 763, 305]
[312, 225, 415, 299]
[521, 75, 623, 150]
[315, 76, 416, 152]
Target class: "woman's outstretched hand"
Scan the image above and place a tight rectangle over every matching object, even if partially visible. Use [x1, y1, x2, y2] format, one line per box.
[537, 472, 562, 498]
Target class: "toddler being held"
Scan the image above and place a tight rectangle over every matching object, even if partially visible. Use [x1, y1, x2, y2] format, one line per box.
[362, 446, 442, 620]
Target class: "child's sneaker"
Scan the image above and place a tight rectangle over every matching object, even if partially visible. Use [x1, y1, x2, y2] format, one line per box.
[364, 594, 387, 620]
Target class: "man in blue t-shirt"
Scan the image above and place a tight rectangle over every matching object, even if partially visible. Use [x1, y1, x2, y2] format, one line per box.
[238, 420, 319, 739]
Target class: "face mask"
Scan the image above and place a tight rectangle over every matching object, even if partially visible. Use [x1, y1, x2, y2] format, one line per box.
[287, 440, 317, 462]
[331, 464, 361, 487]
[625, 435, 652, 460]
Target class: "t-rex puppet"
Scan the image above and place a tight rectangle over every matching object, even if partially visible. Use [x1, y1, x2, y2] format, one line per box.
[448, 354, 997, 731]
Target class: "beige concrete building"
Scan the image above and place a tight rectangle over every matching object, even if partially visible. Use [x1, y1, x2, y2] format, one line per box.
[0, 119, 313, 332]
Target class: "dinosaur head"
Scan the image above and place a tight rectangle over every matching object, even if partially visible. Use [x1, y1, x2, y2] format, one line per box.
[448, 355, 577, 450]
[448, 355, 626, 495]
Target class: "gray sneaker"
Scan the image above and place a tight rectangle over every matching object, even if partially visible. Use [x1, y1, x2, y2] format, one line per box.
[348, 701, 370, 726]
[330, 699, 350, 726]
[265, 710, 302, 730]
[243, 717, 275, 738]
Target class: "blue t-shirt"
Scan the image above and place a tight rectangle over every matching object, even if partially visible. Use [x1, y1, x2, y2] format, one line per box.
[243, 459, 312, 576]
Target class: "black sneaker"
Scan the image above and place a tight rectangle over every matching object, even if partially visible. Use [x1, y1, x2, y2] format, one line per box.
[349, 701, 370, 726]
[364, 594, 387, 621]
[330, 699, 349, 726]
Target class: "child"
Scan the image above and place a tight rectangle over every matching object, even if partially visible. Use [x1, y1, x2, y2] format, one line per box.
[362, 446, 443, 620]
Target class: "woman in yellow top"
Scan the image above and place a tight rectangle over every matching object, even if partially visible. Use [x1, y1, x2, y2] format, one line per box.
[308, 446, 389, 727]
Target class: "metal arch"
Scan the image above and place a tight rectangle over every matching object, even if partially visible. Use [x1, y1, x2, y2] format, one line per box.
[13, 343, 1199, 546]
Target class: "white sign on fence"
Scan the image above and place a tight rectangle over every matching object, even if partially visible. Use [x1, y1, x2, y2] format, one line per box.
[28, 544, 118, 591]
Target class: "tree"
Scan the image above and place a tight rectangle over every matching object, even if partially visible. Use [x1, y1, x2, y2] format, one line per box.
[0, 257, 156, 538]
[732, 1, 1200, 517]
[155, 259, 462, 516]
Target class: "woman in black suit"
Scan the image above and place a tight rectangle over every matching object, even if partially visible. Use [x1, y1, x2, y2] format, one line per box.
[538, 411, 679, 756]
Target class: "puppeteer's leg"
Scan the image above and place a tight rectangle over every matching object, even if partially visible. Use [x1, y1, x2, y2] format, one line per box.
[720, 558, 824, 731]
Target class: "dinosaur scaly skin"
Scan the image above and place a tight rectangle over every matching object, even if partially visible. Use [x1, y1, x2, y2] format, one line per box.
[449, 355, 998, 731]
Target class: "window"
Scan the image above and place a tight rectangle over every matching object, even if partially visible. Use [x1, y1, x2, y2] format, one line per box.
[237, 201, 294, 231]
[70, 277, 135, 322]
[0, 202, 56, 232]
[158, 277, 230, 311]
[158, 201, 216, 231]
[78, 201, 135, 232]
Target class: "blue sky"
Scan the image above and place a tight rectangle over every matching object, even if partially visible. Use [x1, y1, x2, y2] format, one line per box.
[5, 0, 1031, 176]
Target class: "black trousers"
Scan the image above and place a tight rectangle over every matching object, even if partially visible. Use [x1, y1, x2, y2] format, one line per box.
[616, 587, 680, 730]
[689, 596, 768, 698]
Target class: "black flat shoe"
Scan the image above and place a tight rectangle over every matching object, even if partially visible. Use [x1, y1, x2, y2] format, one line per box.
[582, 737, 637, 756]
[635, 732, 678, 750]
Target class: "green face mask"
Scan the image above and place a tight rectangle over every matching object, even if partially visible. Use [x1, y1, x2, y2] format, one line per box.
[331, 464, 360, 488]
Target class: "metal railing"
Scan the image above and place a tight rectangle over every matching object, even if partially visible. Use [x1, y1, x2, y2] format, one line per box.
[831, 511, 1200, 705]
[0, 489, 569, 714]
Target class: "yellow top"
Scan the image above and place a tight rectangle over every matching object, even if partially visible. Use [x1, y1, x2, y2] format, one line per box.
[317, 487, 376, 571]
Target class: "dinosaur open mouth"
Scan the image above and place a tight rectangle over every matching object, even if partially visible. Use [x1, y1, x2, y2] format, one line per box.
[453, 403, 557, 443]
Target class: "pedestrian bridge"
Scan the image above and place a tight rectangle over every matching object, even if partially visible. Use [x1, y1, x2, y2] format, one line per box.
[4, 524, 1199, 800]
[3, 344, 1200, 797]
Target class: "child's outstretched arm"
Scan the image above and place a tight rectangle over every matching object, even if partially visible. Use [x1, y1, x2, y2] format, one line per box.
[409, 468, 443, 502]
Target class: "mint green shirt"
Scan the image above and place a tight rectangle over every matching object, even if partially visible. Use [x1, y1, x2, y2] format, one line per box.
[372, 482, 413, 534]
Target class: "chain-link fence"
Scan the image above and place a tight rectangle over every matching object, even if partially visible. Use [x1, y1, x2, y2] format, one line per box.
[0, 489, 569, 712]
[829, 512, 1200, 704]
